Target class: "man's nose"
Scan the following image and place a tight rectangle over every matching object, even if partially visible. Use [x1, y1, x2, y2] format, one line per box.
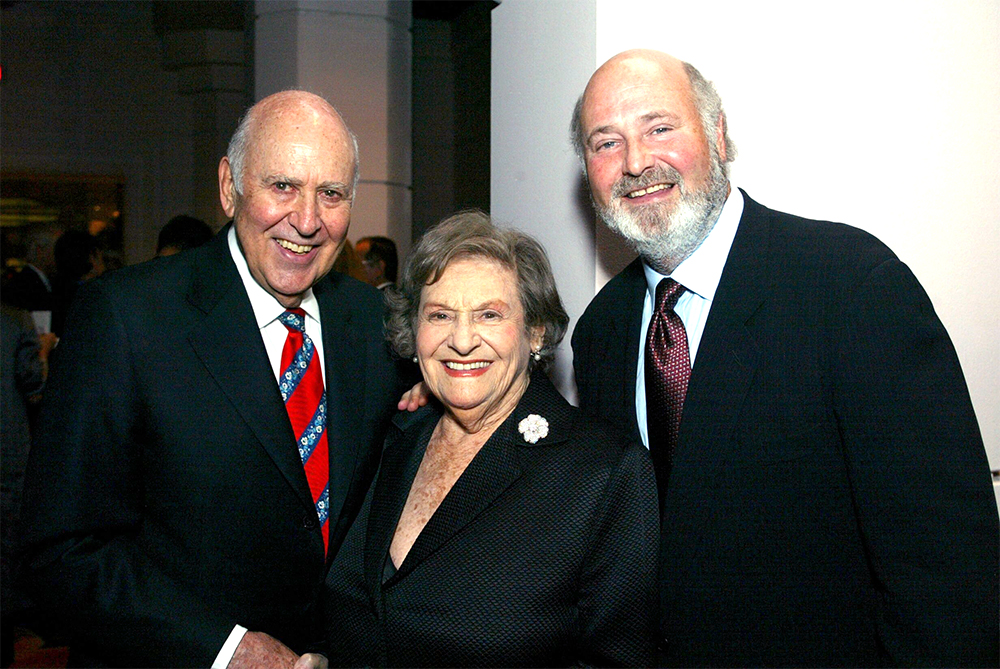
[624, 140, 654, 177]
[289, 196, 322, 235]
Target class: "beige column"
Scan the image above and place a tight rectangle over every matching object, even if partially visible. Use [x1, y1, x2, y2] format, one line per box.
[161, 29, 249, 227]
[254, 0, 412, 256]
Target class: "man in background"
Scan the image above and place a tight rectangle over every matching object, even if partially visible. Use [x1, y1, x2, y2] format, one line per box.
[571, 49, 998, 667]
[49, 229, 104, 336]
[356, 235, 397, 290]
[1, 304, 55, 668]
[156, 214, 214, 257]
[1, 222, 61, 332]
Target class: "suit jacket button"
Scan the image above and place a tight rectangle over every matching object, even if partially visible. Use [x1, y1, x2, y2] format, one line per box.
[302, 516, 316, 529]
[657, 636, 670, 652]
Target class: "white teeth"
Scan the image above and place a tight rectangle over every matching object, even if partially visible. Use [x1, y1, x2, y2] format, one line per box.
[277, 239, 313, 254]
[445, 361, 490, 371]
[626, 183, 672, 198]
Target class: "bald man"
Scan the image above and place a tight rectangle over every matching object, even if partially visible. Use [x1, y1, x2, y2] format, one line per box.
[19, 91, 405, 667]
[571, 50, 998, 667]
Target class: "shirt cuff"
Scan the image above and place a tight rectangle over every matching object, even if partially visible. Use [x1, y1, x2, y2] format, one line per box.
[212, 625, 248, 669]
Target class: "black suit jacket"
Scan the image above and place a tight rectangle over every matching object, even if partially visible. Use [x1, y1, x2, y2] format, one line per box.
[324, 371, 660, 667]
[572, 191, 999, 667]
[18, 228, 404, 667]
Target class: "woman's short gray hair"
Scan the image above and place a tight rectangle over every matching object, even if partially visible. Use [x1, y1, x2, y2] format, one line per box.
[385, 210, 569, 368]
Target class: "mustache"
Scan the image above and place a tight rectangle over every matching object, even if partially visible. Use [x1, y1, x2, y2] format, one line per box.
[610, 165, 684, 200]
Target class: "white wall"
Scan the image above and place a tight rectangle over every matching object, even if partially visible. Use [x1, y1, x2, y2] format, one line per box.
[493, 0, 1000, 483]
[492, 0, 598, 396]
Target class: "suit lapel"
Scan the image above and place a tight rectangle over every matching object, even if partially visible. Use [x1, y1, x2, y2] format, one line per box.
[363, 409, 435, 595]
[186, 230, 313, 510]
[606, 259, 647, 443]
[380, 371, 574, 585]
[313, 275, 364, 532]
[619, 261, 646, 441]
[678, 191, 769, 456]
[390, 424, 522, 582]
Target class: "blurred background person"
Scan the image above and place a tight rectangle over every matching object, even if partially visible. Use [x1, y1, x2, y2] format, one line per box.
[356, 235, 398, 291]
[156, 214, 214, 258]
[1, 222, 62, 334]
[50, 230, 104, 337]
[1, 304, 56, 668]
[325, 211, 659, 667]
[331, 239, 368, 283]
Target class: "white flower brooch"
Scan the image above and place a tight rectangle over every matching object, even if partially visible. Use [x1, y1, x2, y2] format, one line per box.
[518, 414, 549, 444]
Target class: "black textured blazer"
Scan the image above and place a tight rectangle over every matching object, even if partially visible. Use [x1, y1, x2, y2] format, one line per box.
[18, 227, 405, 666]
[572, 191, 999, 667]
[325, 370, 660, 667]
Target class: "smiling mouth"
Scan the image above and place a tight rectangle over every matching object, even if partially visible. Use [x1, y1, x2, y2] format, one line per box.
[625, 183, 674, 199]
[276, 239, 314, 254]
[444, 361, 491, 371]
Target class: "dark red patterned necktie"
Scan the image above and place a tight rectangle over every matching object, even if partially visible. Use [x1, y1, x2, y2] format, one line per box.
[278, 308, 330, 554]
[645, 279, 691, 499]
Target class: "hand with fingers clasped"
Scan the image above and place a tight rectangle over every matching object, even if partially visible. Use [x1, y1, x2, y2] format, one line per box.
[228, 631, 328, 669]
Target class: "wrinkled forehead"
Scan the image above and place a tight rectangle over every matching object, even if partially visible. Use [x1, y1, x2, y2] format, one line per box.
[256, 104, 351, 152]
[238, 115, 354, 193]
[581, 56, 695, 128]
[427, 253, 513, 288]
[263, 130, 351, 164]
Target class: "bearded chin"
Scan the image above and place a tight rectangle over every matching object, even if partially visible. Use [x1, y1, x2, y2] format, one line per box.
[598, 161, 729, 274]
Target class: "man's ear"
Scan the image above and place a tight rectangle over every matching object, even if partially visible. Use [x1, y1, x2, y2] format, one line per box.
[219, 157, 237, 218]
[715, 113, 728, 163]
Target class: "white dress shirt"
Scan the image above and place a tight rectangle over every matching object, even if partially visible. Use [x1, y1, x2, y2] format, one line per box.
[212, 226, 327, 667]
[635, 187, 744, 448]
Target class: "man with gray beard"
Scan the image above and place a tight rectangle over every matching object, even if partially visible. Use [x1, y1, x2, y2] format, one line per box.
[571, 49, 997, 667]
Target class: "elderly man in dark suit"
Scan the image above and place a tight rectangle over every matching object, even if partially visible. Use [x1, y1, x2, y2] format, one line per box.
[570, 49, 998, 667]
[18, 91, 404, 668]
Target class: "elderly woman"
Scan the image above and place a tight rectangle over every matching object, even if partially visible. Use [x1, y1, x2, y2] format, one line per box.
[325, 211, 659, 667]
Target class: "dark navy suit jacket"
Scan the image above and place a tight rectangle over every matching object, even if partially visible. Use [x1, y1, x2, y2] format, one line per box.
[18, 228, 404, 666]
[325, 371, 660, 667]
[572, 191, 998, 667]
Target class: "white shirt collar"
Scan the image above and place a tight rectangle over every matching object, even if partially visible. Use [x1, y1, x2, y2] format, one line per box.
[643, 185, 745, 300]
[227, 226, 321, 329]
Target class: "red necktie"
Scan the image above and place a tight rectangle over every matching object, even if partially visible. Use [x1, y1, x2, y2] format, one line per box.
[278, 308, 330, 554]
[645, 279, 691, 499]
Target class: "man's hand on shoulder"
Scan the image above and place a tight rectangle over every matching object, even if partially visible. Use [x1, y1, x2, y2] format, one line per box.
[228, 631, 327, 669]
[397, 380, 430, 412]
